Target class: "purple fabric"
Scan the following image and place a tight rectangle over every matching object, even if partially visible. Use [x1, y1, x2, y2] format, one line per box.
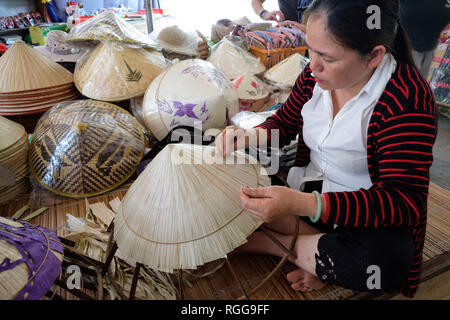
[0, 219, 63, 300]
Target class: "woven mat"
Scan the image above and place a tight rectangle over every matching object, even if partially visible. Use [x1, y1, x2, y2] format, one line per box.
[1, 182, 449, 300]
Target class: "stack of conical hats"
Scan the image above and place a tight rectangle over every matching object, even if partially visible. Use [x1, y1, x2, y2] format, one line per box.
[114, 144, 271, 272]
[0, 116, 29, 205]
[74, 42, 167, 101]
[0, 41, 79, 116]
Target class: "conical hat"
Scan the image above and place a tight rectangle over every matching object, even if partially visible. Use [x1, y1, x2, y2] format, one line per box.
[232, 16, 252, 26]
[74, 42, 167, 101]
[156, 25, 200, 56]
[207, 38, 266, 80]
[264, 53, 309, 87]
[232, 73, 269, 100]
[0, 217, 63, 300]
[29, 100, 146, 198]
[66, 10, 158, 49]
[0, 41, 74, 94]
[0, 116, 26, 151]
[142, 59, 239, 141]
[114, 143, 271, 272]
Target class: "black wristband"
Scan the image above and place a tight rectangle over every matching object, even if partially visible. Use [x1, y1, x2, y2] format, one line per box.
[259, 9, 269, 19]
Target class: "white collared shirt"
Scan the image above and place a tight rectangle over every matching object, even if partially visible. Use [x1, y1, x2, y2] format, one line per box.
[287, 53, 397, 193]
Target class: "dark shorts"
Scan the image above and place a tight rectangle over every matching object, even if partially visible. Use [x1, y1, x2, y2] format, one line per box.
[302, 217, 415, 293]
[272, 177, 416, 294]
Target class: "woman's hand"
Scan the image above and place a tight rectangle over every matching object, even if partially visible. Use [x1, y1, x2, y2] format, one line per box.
[240, 186, 316, 223]
[215, 126, 268, 156]
[275, 20, 307, 33]
[262, 10, 285, 22]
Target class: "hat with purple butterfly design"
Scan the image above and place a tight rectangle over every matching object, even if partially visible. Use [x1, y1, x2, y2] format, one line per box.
[142, 59, 239, 141]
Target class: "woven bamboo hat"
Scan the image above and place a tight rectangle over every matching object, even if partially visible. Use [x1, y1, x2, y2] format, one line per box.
[74, 42, 167, 101]
[0, 217, 64, 300]
[66, 10, 158, 49]
[142, 59, 239, 141]
[264, 53, 309, 88]
[207, 38, 266, 80]
[0, 117, 29, 205]
[29, 100, 146, 198]
[114, 143, 271, 272]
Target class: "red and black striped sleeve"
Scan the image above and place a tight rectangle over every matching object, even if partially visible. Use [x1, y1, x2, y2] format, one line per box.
[322, 64, 437, 229]
[254, 65, 316, 148]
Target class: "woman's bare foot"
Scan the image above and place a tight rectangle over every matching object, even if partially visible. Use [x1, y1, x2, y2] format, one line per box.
[287, 268, 327, 292]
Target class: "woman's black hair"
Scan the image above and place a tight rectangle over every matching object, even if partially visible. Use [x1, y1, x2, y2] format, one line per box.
[305, 0, 416, 66]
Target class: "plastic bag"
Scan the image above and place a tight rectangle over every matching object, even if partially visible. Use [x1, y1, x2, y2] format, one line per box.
[231, 110, 277, 129]
[28, 99, 147, 201]
[74, 41, 168, 102]
[66, 10, 158, 49]
[264, 53, 309, 89]
[150, 25, 201, 57]
[207, 38, 266, 80]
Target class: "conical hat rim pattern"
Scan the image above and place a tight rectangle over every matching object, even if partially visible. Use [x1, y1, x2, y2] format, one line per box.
[29, 100, 145, 198]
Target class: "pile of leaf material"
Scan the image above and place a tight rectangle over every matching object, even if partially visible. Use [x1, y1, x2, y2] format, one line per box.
[63, 198, 177, 300]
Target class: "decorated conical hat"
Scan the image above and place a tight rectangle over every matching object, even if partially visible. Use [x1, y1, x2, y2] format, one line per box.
[66, 10, 158, 49]
[114, 143, 271, 272]
[232, 73, 269, 100]
[207, 38, 266, 80]
[156, 25, 200, 56]
[142, 59, 239, 141]
[0, 217, 63, 300]
[264, 53, 309, 87]
[29, 100, 146, 198]
[0, 41, 74, 94]
[74, 42, 167, 101]
[0, 116, 26, 151]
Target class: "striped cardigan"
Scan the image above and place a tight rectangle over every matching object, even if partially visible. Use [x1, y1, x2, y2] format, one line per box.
[256, 60, 437, 298]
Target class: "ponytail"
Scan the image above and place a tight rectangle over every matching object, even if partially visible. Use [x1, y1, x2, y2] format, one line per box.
[392, 23, 416, 68]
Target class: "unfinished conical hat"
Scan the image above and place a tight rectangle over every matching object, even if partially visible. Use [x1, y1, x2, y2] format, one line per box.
[232, 73, 269, 100]
[0, 217, 63, 300]
[114, 143, 271, 272]
[207, 38, 266, 80]
[29, 99, 146, 198]
[66, 10, 158, 49]
[0, 41, 74, 94]
[74, 42, 167, 101]
[156, 25, 200, 56]
[264, 53, 309, 87]
[142, 59, 239, 141]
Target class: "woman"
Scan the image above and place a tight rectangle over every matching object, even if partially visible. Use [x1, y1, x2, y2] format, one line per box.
[216, 0, 437, 298]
